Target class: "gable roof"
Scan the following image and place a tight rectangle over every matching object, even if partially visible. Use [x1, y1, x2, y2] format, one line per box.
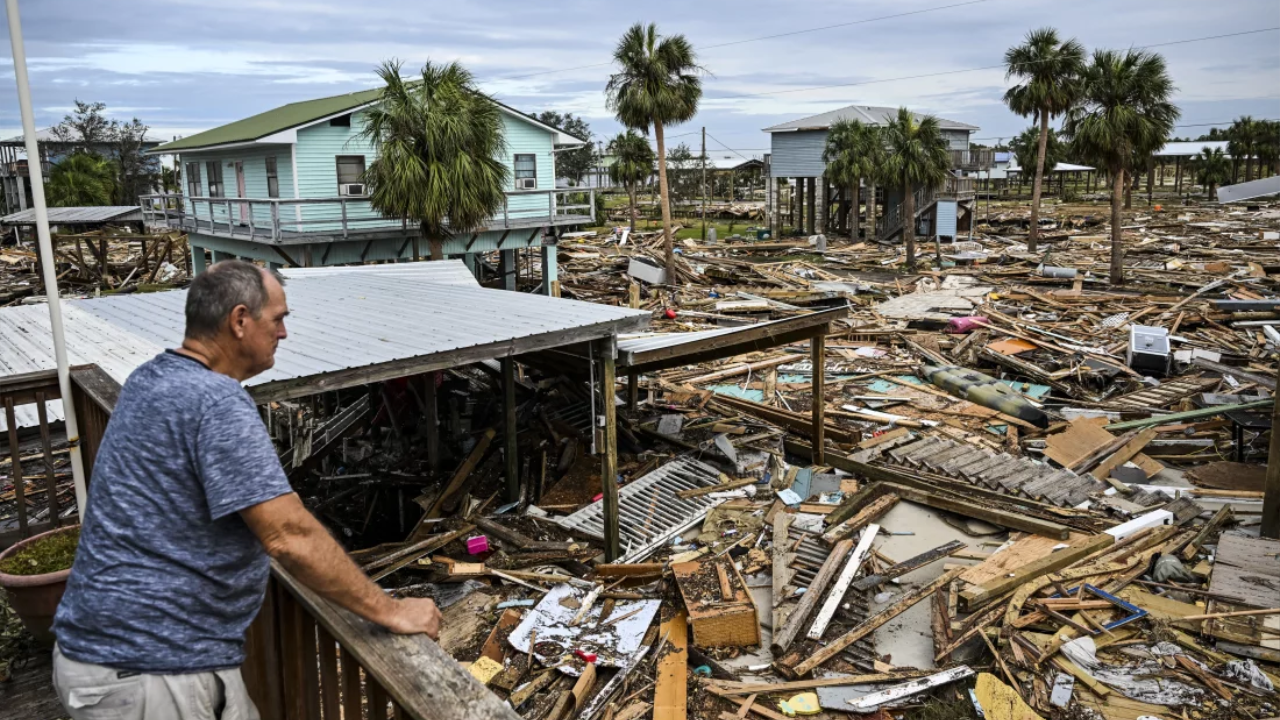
[156, 87, 587, 154]
[763, 104, 979, 133]
[156, 87, 384, 153]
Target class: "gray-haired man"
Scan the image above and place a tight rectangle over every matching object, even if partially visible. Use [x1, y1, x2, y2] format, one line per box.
[52, 260, 440, 719]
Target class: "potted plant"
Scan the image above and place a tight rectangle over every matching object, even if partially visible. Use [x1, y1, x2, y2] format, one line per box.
[0, 525, 79, 646]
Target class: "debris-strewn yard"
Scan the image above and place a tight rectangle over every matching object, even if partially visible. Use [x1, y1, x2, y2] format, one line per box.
[3, 195, 1279, 720]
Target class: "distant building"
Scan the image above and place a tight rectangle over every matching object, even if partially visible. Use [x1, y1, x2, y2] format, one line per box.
[0, 128, 164, 214]
[142, 87, 590, 292]
[763, 105, 984, 240]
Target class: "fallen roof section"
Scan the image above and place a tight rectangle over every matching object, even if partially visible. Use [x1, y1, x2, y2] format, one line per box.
[1218, 175, 1280, 204]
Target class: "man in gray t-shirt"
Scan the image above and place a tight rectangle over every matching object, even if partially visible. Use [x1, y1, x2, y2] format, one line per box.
[52, 260, 440, 719]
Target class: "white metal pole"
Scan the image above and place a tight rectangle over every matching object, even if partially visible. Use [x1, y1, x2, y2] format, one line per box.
[5, 0, 90, 515]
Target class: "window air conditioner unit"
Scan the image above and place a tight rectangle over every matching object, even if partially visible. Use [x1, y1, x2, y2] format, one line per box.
[516, 177, 537, 190]
[340, 183, 366, 196]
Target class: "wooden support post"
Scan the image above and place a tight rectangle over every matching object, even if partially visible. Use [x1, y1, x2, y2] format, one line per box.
[810, 334, 825, 466]
[424, 372, 440, 472]
[599, 338, 621, 561]
[806, 177, 816, 235]
[1263, 355, 1280, 539]
[794, 178, 803, 233]
[627, 371, 639, 411]
[502, 357, 519, 502]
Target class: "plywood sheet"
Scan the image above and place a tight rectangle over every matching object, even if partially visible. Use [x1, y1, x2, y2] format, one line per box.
[1044, 417, 1162, 477]
[1211, 534, 1280, 608]
[959, 532, 1092, 586]
[653, 612, 688, 720]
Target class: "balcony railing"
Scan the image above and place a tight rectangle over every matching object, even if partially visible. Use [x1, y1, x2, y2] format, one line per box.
[949, 148, 996, 170]
[139, 189, 595, 245]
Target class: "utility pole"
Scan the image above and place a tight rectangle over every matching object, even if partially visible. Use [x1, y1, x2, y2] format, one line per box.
[701, 126, 707, 242]
[1263, 355, 1280, 539]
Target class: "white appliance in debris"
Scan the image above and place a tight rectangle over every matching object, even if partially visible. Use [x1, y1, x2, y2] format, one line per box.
[1127, 324, 1170, 376]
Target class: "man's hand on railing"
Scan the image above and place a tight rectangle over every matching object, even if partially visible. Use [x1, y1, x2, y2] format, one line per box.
[378, 597, 442, 640]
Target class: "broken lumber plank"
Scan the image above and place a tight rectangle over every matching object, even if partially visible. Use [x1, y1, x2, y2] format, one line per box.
[881, 482, 1072, 540]
[473, 516, 577, 552]
[808, 525, 879, 641]
[596, 563, 665, 578]
[852, 540, 966, 592]
[675, 476, 757, 499]
[705, 686, 788, 720]
[419, 427, 496, 526]
[821, 495, 898, 545]
[791, 568, 965, 677]
[1090, 427, 1160, 480]
[653, 612, 689, 720]
[1179, 505, 1233, 561]
[961, 533, 1114, 609]
[770, 538, 856, 655]
[706, 670, 937, 696]
[368, 525, 475, 583]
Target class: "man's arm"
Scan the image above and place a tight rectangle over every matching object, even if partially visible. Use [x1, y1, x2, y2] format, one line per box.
[240, 493, 441, 639]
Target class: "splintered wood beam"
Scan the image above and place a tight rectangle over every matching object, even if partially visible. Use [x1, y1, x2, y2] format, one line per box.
[418, 428, 496, 529]
[808, 525, 879, 641]
[821, 494, 899, 545]
[599, 337, 620, 562]
[853, 540, 966, 592]
[790, 567, 965, 677]
[770, 538, 856, 655]
[654, 612, 689, 720]
[960, 533, 1114, 609]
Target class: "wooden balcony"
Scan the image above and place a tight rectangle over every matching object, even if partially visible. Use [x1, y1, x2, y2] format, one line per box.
[139, 190, 595, 247]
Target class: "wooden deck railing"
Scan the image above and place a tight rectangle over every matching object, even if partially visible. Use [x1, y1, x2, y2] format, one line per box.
[244, 561, 519, 720]
[1, 365, 118, 548]
[2, 362, 509, 716]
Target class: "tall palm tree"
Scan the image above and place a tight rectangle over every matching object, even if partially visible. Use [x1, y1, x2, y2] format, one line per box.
[360, 60, 508, 261]
[607, 130, 655, 233]
[1064, 49, 1178, 285]
[823, 119, 881, 240]
[606, 23, 703, 282]
[1257, 120, 1280, 178]
[46, 152, 116, 207]
[1003, 28, 1086, 252]
[1191, 146, 1230, 200]
[881, 108, 951, 270]
[1227, 116, 1260, 182]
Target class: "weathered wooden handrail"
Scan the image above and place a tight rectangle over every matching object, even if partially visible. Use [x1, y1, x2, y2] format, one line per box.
[0, 364, 118, 548]
[244, 561, 519, 720]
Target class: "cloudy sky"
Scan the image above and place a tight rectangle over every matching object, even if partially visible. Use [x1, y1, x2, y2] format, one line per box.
[2, 0, 1277, 158]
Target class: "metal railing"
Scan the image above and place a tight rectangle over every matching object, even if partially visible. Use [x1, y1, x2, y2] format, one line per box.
[139, 188, 595, 244]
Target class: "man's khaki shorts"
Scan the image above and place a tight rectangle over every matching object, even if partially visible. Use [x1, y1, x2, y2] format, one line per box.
[52, 644, 260, 720]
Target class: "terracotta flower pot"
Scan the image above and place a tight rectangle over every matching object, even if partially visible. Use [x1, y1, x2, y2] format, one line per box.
[0, 524, 79, 647]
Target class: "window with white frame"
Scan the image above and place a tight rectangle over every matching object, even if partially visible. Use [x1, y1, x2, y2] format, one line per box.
[185, 162, 201, 198]
[514, 154, 537, 189]
[336, 155, 366, 195]
[205, 161, 224, 198]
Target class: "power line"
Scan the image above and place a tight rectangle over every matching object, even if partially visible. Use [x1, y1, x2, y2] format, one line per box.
[705, 27, 1279, 101]
[705, 131, 752, 161]
[490, 0, 992, 82]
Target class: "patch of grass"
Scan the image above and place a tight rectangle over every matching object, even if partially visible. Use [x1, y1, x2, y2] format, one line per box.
[0, 527, 79, 576]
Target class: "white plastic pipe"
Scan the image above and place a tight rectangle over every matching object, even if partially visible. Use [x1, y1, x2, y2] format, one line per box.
[5, 0, 90, 515]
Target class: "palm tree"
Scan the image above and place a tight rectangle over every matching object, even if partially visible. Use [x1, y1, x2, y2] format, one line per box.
[1003, 28, 1086, 252]
[1191, 146, 1230, 200]
[607, 130, 655, 233]
[1009, 125, 1065, 194]
[606, 23, 703, 282]
[823, 119, 881, 240]
[1227, 116, 1260, 182]
[1257, 120, 1280, 178]
[359, 60, 508, 261]
[46, 152, 116, 207]
[881, 108, 951, 270]
[1064, 49, 1179, 285]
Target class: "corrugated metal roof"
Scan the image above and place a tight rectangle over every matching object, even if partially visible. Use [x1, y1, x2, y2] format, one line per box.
[618, 325, 748, 355]
[764, 105, 980, 133]
[279, 261, 480, 286]
[1, 206, 142, 226]
[1, 261, 648, 430]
